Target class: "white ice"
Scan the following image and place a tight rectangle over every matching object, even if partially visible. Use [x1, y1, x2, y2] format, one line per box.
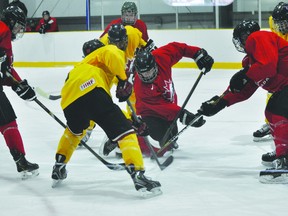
[0, 67, 285, 216]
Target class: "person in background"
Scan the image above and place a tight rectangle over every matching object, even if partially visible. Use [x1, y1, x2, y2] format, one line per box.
[36, 10, 59, 34]
[0, 6, 39, 179]
[199, 20, 288, 184]
[8, 0, 27, 17]
[25, 18, 37, 32]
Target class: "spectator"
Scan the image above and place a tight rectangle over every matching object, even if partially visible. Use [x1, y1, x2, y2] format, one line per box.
[36, 10, 59, 34]
[8, 0, 27, 17]
[25, 19, 37, 32]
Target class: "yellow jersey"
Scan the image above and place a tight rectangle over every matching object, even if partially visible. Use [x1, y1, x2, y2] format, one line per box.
[100, 25, 147, 60]
[61, 44, 126, 109]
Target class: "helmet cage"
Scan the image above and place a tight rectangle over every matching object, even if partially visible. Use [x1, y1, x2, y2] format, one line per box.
[137, 66, 158, 83]
[274, 19, 288, 34]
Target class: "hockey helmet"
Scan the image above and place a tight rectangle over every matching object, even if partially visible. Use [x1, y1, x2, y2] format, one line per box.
[134, 50, 158, 83]
[82, 39, 105, 57]
[1, 6, 26, 41]
[121, 2, 138, 25]
[232, 20, 260, 53]
[272, 2, 288, 34]
[108, 24, 128, 51]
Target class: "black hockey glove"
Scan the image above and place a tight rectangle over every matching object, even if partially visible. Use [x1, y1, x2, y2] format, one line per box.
[143, 39, 157, 52]
[12, 79, 36, 101]
[131, 115, 149, 136]
[198, 95, 227, 117]
[193, 48, 214, 74]
[229, 67, 250, 93]
[179, 109, 206, 127]
[116, 79, 133, 102]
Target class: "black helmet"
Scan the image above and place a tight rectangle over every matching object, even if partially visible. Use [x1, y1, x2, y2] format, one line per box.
[272, 2, 288, 34]
[121, 2, 138, 25]
[1, 6, 26, 40]
[42, 10, 50, 17]
[82, 39, 105, 57]
[108, 24, 128, 51]
[134, 50, 158, 83]
[232, 20, 260, 53]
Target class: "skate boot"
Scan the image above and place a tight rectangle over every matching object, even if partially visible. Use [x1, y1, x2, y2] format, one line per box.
[51, 154, 67, 188]
[126, 164, 162, 198]
[102, 139, 118, 156]
[259, 155, 288, 184]
[10, 150, 39, 180]
[78, 128, 93, 148]
[253, 123, 273, 142]
[261, 151, 276, 166]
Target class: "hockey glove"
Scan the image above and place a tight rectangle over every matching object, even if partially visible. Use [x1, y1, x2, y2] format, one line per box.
[12, 79, 36, 101]
[179, 109, 206, 127]
[198, 95, 227, 117]
[116, 79, 133, 102]
[143, 39, 157, 52]
[131, 115, 149, 136]
[193, 48, 214, 74]
[229, 67, 250, 93]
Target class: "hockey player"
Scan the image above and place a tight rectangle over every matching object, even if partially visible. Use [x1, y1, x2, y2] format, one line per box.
[36, 11, 59, 34]
[100, 1, 148, 42]
[255, 2, 288, 165]
[198, 20, 288, 184]
[51, 26, 162, 196]
[0, 6, 39, 179]
[132, 42, 214, 154]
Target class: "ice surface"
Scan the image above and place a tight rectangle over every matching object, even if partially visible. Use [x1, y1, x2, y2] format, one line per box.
[0, 68, 285, 216]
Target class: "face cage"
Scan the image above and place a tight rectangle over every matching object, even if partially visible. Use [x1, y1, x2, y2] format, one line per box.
[138, 66, 158, 84]
[110, 37, 128, 51]
[232, 37, 245, 53]
[274, 20, 288, 35]
[121, 11, 137, 25]
[12, 22, 25, 41]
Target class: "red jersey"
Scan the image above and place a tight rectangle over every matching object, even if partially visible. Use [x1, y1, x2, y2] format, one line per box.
[100, 18, 148, 42]
[134, 42, 201, 121]
[35, 17, 59, 32]
[224, 31, 288, 106]
[0, 21, 21, 86]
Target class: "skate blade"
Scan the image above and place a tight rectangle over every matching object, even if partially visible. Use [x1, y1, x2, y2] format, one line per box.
[253, 135, 273, 142]
[20, 169, 39, 180]
[51, 179, 63, 188]
[261, 161, 274, 167]
[137, 187, 163, 198]
[259, 173, 288, 184]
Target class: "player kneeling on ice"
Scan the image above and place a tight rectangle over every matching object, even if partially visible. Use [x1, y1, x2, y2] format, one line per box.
[132, 43, 214, 155]
[51, 27, 161, 196]
[198, 20, 288, 184]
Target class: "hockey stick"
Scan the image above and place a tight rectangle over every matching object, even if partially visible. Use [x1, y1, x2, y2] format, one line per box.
[33, 98, 126, 171]
[6, 74, 125, 171]
[126, 100, 173, 170]
[159, 68, 206, 148]
[157, 89, 230, 156]
[35, 87, 61, 100]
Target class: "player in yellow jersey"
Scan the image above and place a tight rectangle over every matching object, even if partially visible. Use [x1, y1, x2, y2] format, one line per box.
[51, 27, 162, 196]
[255, 2, 288, 165]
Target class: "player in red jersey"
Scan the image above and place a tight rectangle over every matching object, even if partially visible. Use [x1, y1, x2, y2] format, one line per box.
[36, 11, 59, 34]
[199, 20, 288, 184]
[0, 6, 38, 179]
[100, 2, 148, 42]
[133, 42, 214, 153]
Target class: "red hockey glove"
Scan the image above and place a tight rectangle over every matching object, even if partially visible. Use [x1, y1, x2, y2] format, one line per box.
[131, 115, 149, 136]
[116, 79, 132, 102]
[229, 67, 250, 93]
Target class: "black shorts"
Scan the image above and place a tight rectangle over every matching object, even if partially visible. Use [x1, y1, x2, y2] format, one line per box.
[0, 91, 17, 126]
[142, 115, 178, 146]
[266, 86, 288, 118]
[63, 87, 132, 140]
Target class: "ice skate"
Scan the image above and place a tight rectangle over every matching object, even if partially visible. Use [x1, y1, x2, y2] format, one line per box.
[99, 136, 118, 156]
[15, 155, 39, 180]
[51, 154, 67, 188]
[261, 151, 276, 166]
[253, 123, 273, 142]
[126, 165, 162, 198]
[259, 155, 288, 184]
